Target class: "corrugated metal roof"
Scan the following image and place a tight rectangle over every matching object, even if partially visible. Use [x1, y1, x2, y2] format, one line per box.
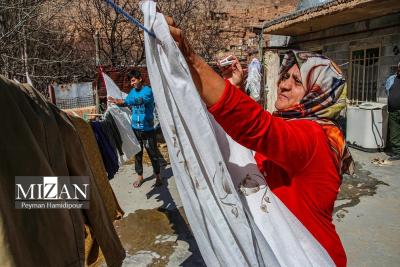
[261, 0, 400, 36]
[262, 0, 350, 29]
[297, 0, 331, 11]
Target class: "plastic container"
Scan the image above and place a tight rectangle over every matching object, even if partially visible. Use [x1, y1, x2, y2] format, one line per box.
[346, 102, 388, 151]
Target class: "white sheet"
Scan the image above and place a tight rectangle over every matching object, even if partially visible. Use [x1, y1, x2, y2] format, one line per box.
[102, 72, 128, 100]
[104, 73, 141, 163]
[106, 104, 141, 164]
[141, 1, 335, 266]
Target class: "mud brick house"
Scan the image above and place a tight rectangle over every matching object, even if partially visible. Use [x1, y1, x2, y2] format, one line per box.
[262, 0, 400, 151]
[263, 0, 400, 104]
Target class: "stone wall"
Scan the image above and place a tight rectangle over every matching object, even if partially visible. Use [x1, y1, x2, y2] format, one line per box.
[215, 0, 299, 61]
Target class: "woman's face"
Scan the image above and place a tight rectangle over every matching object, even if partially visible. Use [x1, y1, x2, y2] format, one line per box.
[275, 64, 307, 110]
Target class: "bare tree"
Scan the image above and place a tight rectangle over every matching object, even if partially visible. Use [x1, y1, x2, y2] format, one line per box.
[0, 0, 228, 92]
[69, 0, 144, 66]
[0, 0, 95, 92]
[70, 0, 227, 66]
[159, 0, 228, 61]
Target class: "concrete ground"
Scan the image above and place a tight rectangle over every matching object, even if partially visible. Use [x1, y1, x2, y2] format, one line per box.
[110, 148, 400, 266]
[109, 160, 205, 267]
[334, 148, 400, 267]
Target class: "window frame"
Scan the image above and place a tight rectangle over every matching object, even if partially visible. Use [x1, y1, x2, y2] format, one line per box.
[348, 44, 381, 105]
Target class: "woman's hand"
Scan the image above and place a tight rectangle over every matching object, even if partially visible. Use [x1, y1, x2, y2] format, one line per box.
[165, 16, 194, 62]
[219, 55, 244, 88]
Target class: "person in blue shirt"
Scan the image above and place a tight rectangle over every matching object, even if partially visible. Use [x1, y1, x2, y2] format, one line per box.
[385, 62, 400, 161]
[109, 69, 162, 187]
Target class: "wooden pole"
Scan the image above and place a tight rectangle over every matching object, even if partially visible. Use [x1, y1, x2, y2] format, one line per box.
[48, 84, 56, 105]
[264, 50, 279, 113]
[94, 31, 100, 66]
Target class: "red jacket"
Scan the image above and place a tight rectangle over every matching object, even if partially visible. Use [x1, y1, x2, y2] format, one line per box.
[209, 81, 346, 267]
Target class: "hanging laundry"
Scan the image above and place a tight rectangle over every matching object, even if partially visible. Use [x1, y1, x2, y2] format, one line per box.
[102, 71, 141, 163]
[91, 121, 120, 179]
[70, 115, 125, 266]
[141, 1, 334, 266]
[70, 115, 124, 220]
[53, 82, 94, 109]
[100, 113, 124, 157]
[245, 58, 262, 101]
[0, 215, 13, 267]
[106, 105, 141, 164]
[0, 75, 125, 267]
[102, 71, 128, 100]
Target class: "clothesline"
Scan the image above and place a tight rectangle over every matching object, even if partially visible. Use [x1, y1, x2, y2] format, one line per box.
[104, 0, 156, 38]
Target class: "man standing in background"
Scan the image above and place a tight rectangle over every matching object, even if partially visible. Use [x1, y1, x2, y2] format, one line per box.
[385, 63, 400, 160]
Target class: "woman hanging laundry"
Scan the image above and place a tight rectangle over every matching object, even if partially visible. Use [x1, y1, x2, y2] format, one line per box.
[167, 17, 353, 267]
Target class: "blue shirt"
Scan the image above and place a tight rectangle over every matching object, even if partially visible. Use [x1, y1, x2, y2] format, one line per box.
[385, 75, 396, 94]
[124, 85, 155, 131]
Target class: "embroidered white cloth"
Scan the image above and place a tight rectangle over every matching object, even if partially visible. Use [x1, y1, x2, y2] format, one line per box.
[141, 1, 335, 266]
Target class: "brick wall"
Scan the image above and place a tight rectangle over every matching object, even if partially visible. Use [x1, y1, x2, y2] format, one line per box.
[215, 0, 299, 61]
[95, 66, 149, 103]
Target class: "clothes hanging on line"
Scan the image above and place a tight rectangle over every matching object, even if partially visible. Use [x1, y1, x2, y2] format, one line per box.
[102, 71, 128, 100]
[70, 116, 124, 266]
[91, 121, 120, 179]
[103, 71, 142, 163]
[141, 1, 334, 266]
[246, 58, 262, 101]
[53, 82, 95, 109]
[79, 73, 141, 173]
[106, 105, 142, 164]
[101, 113, 124, 157]
[70, 116, 124, 221]
[0, 75, 125, 267]
[0, 215, 13, 267]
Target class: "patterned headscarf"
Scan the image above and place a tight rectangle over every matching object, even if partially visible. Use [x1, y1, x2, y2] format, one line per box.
[273, 50, 354, 176]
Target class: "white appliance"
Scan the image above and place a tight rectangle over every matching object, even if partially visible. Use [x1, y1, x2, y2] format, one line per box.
[346, 102, 388, 151]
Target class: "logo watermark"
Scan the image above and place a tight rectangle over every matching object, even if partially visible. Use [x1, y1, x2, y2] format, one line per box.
[15, 176, 90, 209]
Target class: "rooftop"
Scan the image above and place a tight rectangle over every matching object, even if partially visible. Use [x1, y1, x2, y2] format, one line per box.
[262, 0, 400, 35]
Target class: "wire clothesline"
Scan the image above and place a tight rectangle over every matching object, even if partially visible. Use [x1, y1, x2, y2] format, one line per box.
[104, 0, 156, 38]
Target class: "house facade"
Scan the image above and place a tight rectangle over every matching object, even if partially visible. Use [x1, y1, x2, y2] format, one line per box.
[263, 0, 400, 105]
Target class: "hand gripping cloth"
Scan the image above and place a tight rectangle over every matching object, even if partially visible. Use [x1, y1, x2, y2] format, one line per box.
[141, 1, 335, 266]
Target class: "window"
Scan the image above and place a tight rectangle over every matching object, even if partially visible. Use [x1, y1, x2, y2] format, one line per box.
[349, 47, 380, 104]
